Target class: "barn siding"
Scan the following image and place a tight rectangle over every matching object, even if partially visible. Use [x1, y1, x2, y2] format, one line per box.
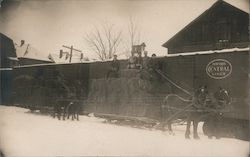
[163, 1, 249, 54]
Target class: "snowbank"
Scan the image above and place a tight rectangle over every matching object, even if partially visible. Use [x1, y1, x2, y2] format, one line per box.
[0, 106, 248, 157]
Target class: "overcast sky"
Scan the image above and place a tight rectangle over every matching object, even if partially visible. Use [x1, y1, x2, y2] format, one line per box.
[0, 0, 249, 60]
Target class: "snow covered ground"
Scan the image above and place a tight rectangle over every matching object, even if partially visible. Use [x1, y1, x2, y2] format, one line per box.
[0, 106, 249, 157]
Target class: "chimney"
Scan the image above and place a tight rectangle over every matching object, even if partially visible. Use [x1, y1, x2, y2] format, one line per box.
[20, 40, 25, 47]
[59, 49, 63, 58]
[80, 53, 83, 60]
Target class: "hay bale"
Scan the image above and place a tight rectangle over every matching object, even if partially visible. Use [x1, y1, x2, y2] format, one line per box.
[86, 77, 171, 118]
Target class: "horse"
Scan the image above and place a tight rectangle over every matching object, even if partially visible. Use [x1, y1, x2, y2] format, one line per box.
[52, 100, 69, 120]
[66, 101, 81, 121]
[185, 87, 210, 139]
[160, 92, 210, 139]
[160, 94, 192, 134]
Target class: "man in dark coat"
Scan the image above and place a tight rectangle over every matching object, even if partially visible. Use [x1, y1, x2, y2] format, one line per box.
[193, 85, 209, 109]
[148, 54, 159, 70]
[142, 51, 150, 69]
[214, 86, 230, 108]
[146, 53, 160, 81]
[107, 55, 120, 78]
[128, 53, 138, 69]
[207, 86, 230, 139]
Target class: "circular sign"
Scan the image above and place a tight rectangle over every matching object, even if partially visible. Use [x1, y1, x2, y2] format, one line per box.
[206, 59, 232, 79]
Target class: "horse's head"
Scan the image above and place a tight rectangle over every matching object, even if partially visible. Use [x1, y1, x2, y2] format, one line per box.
[197, 89, 209, 104]
[209, 88, 232, 109]
[199, 85, 208, 95]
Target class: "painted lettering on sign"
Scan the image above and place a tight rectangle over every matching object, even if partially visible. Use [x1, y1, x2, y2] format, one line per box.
[206, 59, 232, 79]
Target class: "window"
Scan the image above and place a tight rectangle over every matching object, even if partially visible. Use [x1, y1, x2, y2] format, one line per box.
[216, 19, 230, 42]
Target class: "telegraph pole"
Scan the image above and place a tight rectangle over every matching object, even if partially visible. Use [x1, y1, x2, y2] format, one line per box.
[62, 45, 82, 63]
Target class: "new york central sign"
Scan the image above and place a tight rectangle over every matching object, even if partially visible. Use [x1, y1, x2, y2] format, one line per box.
[206, 59, 232, 79]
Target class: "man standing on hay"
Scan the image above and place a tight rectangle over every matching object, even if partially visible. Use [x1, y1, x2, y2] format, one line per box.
[107, 55, 120, 78]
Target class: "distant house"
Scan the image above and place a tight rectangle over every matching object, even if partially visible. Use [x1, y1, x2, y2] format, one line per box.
[15, 41, 54, 65]
[1, 33, 54, 67]
[162, 0, 249, 54]
[0, 33, 17, 68]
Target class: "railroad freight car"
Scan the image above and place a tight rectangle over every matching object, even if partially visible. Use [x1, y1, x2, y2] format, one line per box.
[10, 48, 249, 139]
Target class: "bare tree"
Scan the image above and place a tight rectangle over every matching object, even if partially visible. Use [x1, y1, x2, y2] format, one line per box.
[84, 23, 122, 61]
[128, 16, 141, 49]
[122, 16, 142, 58]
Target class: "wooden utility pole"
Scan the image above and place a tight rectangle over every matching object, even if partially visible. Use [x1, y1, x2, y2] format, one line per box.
[62, 45, 82, 63]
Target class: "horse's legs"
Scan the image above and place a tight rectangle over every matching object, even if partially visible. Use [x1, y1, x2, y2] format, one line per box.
[167, 121, 174, 135]
[71, 112, 74, 121]
[206, 114, 214, 139]
[211, 113, 221, 139]
[185, 116, 191, 139]
[52, 108, 56, 118]
[62, 108, 66, 120]
[74, 112, 79, 120]
[67, 110, 70, 119]
[167, 121, 172, 132]
[193, 119, 200, 139]
[58, 110, 61, 120]
[76, 113, 79, 121]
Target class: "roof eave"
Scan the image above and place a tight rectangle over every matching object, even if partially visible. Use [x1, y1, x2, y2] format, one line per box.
[17, 57, 54, 63]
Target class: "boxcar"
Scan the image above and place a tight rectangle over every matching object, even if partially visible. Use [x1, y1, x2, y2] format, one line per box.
[9, 49, 249, 140]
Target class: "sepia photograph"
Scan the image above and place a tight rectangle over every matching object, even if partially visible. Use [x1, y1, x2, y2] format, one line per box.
[0, 0, 249, 156]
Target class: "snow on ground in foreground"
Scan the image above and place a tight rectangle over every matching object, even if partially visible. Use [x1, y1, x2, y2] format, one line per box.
[0, 106, 249, 157]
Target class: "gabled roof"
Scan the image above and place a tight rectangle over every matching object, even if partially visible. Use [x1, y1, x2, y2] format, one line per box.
[162, 0, 249, 48]
[15, 43, 54, 62]
[0, 33, 12, 40]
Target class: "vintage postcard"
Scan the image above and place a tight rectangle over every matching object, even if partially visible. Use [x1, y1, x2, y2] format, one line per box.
[0, 0, 249, 156]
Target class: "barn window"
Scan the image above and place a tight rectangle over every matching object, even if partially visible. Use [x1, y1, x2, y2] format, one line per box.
[216, 19, 230, 42]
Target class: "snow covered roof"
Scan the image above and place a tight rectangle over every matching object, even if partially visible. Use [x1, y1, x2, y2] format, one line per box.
[166, 47, 249, 57]
[7, 57, 19, 61]
[15, 43, 53, 62]
[49, 53, 90, 64]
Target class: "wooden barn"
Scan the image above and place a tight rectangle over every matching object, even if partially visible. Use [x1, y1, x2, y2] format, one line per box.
[162, 0, 249, 54]
[0, 33, 17, 68]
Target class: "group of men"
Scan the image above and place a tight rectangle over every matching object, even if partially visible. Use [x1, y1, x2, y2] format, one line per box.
[106, 52, 160, 78]
[127, 51, 159, 70]
[193, 85, 231, 139]
[194, 85, 230, 110]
